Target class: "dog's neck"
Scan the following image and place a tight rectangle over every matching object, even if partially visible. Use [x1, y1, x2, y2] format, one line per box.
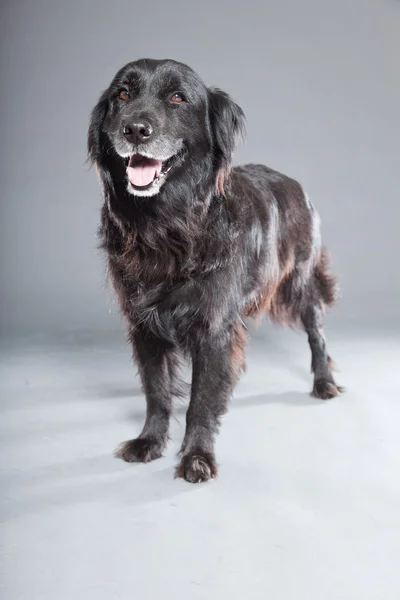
[99, 167, 231, 285]
[104, 162, 217, 232]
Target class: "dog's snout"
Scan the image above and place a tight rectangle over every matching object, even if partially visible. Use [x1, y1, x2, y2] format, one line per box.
[123, 121, 153, 143]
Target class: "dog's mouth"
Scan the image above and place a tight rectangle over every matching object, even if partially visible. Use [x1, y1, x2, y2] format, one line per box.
[125, 153, 176, 190]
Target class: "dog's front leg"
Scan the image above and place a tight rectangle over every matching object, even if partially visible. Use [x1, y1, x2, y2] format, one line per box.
[176, 325, 244, 483]
[116, 328, 177, 464]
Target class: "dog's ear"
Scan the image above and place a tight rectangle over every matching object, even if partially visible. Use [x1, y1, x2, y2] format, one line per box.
[87, 90, 117, 199]
[208, 87, 245, 196]
[88, 90, 109, 165]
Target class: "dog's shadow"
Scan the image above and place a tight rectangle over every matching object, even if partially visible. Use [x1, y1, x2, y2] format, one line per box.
[87, 385, 144, 399]
[124, 389, 318, 423]
[2, 360, 324, 522]
[2, 458, 195, 522]
[2, 391, 313, 522]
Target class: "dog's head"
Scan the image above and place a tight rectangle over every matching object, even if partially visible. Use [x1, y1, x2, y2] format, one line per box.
[88, 59, 245, 200]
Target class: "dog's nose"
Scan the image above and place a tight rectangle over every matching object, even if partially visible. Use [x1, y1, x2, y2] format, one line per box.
[123, 121, 153, 143]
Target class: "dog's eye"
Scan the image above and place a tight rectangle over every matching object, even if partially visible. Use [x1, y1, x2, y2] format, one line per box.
[171, 93, 184, 103]
[119, 90, 130, 101]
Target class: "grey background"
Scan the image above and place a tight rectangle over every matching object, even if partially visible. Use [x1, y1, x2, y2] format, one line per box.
[1, 0, 399, 335]
[1, 2, 400, 600]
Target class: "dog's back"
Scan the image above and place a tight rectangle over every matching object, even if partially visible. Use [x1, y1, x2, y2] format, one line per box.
[219, 164, 338, 326]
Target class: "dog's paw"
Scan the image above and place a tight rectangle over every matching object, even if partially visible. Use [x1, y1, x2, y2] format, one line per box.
[175, 452, 218, 484]
[312, 379, 344, 400]
[115, 437, 165, 463]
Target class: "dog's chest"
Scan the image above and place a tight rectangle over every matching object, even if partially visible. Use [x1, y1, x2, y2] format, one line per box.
[109, 245, 204, 333]
[105, 215, 240, 340]
[129, 278, 205, 342]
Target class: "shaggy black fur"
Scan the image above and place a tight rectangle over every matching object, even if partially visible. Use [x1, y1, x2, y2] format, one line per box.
[88, 58, 343, 483]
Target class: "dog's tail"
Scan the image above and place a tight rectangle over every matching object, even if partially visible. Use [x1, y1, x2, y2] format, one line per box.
[315, 247, 340, 308]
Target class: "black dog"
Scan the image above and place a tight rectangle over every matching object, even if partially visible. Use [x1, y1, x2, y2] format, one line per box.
[88, 58, 343, 483]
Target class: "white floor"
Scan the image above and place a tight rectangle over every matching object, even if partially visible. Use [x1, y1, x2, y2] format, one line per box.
[1, 327, 400, 600]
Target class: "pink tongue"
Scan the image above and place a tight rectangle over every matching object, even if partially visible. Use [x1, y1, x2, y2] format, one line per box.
[126, 156, 162, 187]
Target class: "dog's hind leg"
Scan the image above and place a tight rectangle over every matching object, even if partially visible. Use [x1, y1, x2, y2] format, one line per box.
[301, 285, 344, 400]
